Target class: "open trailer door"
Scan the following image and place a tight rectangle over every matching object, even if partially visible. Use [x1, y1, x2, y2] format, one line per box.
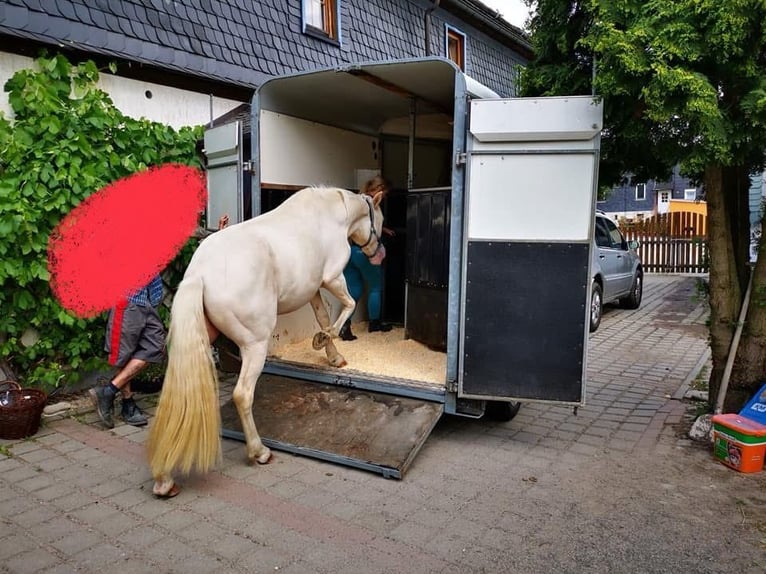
[203, 120, 244, 227]
[459, 96, 603, 404]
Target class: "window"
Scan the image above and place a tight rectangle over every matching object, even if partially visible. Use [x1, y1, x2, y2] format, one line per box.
[635, 183, 646, 201]
[684, 188, 697, 200]
[603, 218, 625, 248]
[303, 0, 339, 42]
[445, 26, 466, 71]
[595, 218, 611, 248]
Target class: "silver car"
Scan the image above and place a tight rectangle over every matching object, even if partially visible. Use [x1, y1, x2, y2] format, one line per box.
[590, 212, 643, 332]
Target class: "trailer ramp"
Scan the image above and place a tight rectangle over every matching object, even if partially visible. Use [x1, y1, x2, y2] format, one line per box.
[220, 374, 443, 479]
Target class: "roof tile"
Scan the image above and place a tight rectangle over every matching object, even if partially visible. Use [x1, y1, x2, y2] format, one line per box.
[57, 2, 76, 20]
[132, 2, 147, 23]
[22, 0, 44, 12]
[89, 26, 108, 47]
[102, 12, 121, 33]
[104, 31, 126, 53]
[120, 2, 136, 20]
[74, 4, 93, 24]
[141, 42, 159, 61]
[106, 1, 125, 18]
[155, 27, 170, 45]
[116, 17, 133, 37]
[26, 10, 49, 34]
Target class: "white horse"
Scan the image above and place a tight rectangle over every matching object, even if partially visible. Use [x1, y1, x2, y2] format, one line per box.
[147, 186, 384, 497]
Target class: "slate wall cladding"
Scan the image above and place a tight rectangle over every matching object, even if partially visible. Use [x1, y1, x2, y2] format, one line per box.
[598, 165, 703, 214]
[0, 0, 528, 97]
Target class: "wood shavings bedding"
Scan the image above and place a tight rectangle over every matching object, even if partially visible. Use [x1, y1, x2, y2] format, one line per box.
[269, 324, 446, 385]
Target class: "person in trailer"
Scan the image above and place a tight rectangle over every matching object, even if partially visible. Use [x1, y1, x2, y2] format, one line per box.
[340, 176, 395, 341]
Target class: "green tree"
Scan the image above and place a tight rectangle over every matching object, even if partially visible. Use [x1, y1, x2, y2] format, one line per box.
[0, 54, 202, 391]
[522, 0, 766, 411]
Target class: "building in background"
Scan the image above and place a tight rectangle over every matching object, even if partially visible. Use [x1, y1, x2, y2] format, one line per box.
[0, 0, 531, 128]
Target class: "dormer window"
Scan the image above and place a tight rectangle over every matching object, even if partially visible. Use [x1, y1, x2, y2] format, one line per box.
[303, 0, 340, 43]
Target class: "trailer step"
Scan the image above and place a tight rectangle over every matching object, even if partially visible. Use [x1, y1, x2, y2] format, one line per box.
[220, 374, 443, 479]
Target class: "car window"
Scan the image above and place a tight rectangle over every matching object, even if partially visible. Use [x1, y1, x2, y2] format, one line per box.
[595, 218, 611, 247]
[603, 218, 625, 249]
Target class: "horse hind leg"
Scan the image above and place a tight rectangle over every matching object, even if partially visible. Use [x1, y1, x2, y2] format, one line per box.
[309, 293, 346, 367]
[233, 342, 272, 465]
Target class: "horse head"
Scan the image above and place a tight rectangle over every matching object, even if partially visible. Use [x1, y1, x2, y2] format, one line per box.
[349, 191, 385, 259]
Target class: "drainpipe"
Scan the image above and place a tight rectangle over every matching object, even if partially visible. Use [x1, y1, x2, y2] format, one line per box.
[714, 267, 755, 414]
[424, 0, 440, 56]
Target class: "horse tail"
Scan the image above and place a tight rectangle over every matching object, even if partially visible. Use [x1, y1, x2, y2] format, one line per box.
[147, 276, 221, 479]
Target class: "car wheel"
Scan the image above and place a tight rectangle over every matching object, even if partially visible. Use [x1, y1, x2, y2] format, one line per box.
[590, 281, 603, 333]
[620, 270, 643, 310]
[485, 401, 521, 422]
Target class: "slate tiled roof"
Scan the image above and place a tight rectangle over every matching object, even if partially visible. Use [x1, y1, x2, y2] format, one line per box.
[0, 0, 530, 96]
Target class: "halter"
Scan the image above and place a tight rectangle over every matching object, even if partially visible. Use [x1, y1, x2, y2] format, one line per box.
[357, 194, 382, 259]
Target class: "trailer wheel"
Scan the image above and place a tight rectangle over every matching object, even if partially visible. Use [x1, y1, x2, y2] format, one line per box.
[485, 401, 520, 422]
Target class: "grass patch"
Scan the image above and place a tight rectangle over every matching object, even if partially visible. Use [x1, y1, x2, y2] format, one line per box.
[690, 364, 710, 392]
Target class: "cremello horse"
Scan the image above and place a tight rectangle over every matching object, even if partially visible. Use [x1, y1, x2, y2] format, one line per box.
[147, 186, 384, 497]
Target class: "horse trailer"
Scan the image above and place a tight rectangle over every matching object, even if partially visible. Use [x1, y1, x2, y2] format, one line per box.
[203, 57, 603, 478]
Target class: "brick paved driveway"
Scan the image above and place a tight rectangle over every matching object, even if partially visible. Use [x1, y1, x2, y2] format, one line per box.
[2, 274, 764, 574]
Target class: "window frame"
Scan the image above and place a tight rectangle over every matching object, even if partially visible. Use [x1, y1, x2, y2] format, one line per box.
[302, 0, 341, 45]
[684, 188, 697, 200]
[445, 25, 466, 71]
[635, 183, 646, 201]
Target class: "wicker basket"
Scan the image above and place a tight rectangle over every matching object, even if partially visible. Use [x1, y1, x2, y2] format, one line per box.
[0, 380, 48, 440]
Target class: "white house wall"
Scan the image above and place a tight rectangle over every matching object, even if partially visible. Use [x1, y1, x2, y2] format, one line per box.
[0, 52, 242, 129]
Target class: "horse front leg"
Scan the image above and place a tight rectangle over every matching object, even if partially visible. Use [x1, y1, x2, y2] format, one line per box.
[232, 342, 272, 465]
[309, 292, 347, 367]
[321, 275, 357, 336]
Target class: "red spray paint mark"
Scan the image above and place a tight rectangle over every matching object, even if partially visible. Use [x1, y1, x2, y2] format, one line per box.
[48, 164, 207, 318]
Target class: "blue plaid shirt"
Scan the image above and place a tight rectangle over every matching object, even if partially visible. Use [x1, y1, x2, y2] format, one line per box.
[128, 275, 164, 307]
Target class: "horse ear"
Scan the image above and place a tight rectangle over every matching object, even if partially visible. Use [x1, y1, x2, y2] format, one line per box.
[371, 191, 384, 207]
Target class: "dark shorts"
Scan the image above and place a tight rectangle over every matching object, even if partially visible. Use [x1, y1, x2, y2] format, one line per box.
[104, 301, 166, 368]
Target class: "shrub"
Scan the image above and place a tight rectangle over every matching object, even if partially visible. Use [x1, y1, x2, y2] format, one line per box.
[0, 54, 203, 391]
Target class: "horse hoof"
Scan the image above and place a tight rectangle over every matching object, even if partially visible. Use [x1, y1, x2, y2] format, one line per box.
[331, 358, 347, 368]
[152, 478, 177, 498]
[312, 332, 329, 350]
[256, 450, 273, 465]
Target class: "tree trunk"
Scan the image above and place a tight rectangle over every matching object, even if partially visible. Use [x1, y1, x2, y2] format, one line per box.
[727, 168, 766, 411]
[706, 164, 742, 410]
[724, 166, 752, 290]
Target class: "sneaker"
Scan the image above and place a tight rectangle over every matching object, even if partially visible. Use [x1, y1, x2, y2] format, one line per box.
[121, 397, 148, 427]
[89, 386, 115, 429]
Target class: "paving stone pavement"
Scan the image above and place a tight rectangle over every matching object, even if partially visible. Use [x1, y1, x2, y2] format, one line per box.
[1, 274, 764, 574]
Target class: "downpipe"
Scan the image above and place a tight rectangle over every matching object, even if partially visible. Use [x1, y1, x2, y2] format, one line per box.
[424, 0, 440, 56]
[714, 268, 754, 414]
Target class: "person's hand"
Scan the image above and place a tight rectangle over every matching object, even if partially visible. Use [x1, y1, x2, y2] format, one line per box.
[218, 214, 229, 230]
[383, 226, 395, 237]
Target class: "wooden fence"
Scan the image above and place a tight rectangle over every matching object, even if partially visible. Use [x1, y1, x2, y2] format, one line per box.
[620, 211, 708, 274]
